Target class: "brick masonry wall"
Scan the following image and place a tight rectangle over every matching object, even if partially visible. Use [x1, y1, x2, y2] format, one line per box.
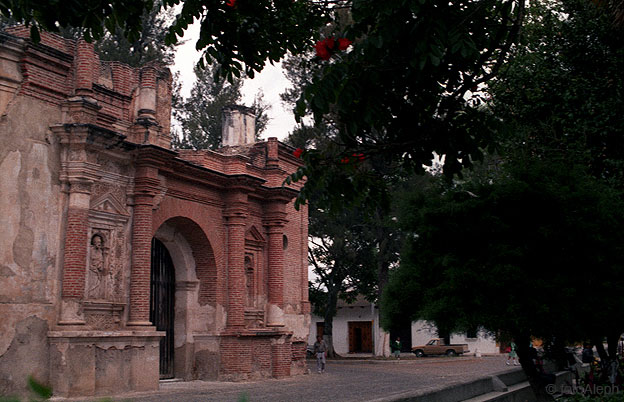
[271, 342, 292, 378]
[291, 341, 307, 362]
[1, 25, 310, 393]
[61, 207, 89, 298]
[252, 338, 272, 373]
[220, 337, 252, 375]
[3, 27, 169, 141]
[152, 194, 228, 307]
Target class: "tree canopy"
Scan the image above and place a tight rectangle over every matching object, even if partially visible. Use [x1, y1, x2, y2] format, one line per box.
[487, 0, 624, 186]
[382, 160, 624, 337]
[381, 0, 624, 395]
[1, 0, 529, 211]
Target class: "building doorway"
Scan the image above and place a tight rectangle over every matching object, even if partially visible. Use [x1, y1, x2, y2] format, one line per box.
[150, 238, 175, 379]
[348, 321, 373, 353]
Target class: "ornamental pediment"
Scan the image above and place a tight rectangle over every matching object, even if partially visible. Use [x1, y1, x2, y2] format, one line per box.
[90, 192, 130, 218]
[245, 225, 266, 248]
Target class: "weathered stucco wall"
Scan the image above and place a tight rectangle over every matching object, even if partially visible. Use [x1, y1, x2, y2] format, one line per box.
[0, 88, 64, 395]
[0, 27, 309, 398]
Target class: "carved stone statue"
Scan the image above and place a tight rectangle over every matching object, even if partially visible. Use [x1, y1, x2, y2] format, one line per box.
[87, 234, 108, 299]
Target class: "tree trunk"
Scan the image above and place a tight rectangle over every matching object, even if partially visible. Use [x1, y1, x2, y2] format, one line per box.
[323, 286, 340, 357]
[375, 208, 390, 302]
[593, 336, 608, 362]
[607, 333, 620, 361]
[515, 333, 555, 402]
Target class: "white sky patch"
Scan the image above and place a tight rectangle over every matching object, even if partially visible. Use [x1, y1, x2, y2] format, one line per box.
[241, 62, 296, 141]
[171, 21, 295, 141]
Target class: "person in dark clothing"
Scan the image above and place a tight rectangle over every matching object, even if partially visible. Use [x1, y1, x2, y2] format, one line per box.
[582, 343, 594, 364]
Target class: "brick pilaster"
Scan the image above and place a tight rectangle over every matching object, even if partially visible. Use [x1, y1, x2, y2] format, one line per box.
[75, 40, 95, 96]
[60, 182, 92, 299]
[264, 201, 288, 326]
[266, 226, 285, 307]
[271, 340, 292, 378]
[128, 167, 159, 327]
[55, 124, 101, 325]
[224, 197, 247, 330]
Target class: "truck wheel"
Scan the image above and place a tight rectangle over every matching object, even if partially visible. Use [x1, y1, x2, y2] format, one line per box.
[413, 350, 424, 357]
[446, 349, 457, 357]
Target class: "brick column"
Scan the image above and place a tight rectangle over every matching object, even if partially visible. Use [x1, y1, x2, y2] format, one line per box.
[264, 202, 288, 327]
[224, 192, 248, 330]
[75, 40, 95, 96]
[300, 204, 311, 314]
[58, 179, 92, 325]
[271, 339, 292, 378]
[128, 168, 159, 327]
[55, 124, 101, 326]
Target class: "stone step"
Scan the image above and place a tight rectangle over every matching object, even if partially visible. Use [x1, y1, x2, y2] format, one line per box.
[462, 381, 534, 402]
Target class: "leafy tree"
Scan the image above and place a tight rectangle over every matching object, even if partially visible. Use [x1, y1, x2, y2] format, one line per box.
[2, 1, 178, 68]
[93, 2, 178, 67]
[382, 160, 624, 399]
[172, 63, 270, 150]
[487, 0, 624, 188]
[283, 51, 404, 352]
[3, 0, 526, 212]
[382, 1, 624, 396]
[288, 0, 524, 211]
[306, 200, 378, 356]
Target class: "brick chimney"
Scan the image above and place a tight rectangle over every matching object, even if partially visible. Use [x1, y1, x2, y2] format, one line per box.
[222, 105, 256, 146]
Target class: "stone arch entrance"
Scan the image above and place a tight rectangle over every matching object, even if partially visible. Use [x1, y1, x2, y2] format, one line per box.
[152, 216, 218, 380]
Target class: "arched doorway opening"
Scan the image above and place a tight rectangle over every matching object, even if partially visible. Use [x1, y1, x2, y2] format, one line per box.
[151, 216, 219, 380]
[150, 238, 176, 379]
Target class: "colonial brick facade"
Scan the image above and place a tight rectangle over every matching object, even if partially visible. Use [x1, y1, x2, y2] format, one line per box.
[0, 27, 310, 397]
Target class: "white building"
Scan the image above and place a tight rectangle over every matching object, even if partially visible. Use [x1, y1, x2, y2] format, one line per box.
[308, 297, 500, 356]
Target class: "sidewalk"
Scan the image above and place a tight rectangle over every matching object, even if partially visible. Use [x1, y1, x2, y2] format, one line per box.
[51, 355, 518, 402]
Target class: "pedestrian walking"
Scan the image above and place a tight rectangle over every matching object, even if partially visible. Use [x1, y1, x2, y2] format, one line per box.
[391, 337, 402, 359]
[506, 341, 519, 366]
[313, 335, 327, 373]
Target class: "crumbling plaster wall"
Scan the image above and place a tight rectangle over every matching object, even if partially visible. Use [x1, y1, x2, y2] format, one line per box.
[0, 92, 64, 394]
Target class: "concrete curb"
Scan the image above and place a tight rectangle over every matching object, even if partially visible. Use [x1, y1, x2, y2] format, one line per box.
[365, 368, 529, 402]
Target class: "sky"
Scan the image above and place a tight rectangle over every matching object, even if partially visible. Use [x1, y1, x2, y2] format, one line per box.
[171, 22, 296, 141]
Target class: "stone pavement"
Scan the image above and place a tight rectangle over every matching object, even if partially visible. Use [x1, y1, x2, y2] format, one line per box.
[54, 355, 520, 402]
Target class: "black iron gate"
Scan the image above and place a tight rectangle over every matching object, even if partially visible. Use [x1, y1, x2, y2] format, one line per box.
[150, 238, 175, 379]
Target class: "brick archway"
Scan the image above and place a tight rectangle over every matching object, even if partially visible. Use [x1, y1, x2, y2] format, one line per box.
[153, 216, 218, 380]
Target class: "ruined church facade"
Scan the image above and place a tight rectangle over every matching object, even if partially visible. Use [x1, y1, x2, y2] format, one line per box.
[0, 27, 310, 397]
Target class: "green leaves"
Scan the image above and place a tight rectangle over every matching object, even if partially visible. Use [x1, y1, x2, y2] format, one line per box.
[488, 0, 624, 187]
[289, 0, 524, 212]
[384, 159, 624, 341]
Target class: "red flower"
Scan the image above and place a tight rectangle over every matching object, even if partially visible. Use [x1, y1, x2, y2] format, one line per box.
[340, 157, 350, 164]
[337, 38, 352, 51]
[293, 148, 304, 158]
[226, 0, 236, 7]
[325, 37, 335, 50]
[315, 37, 351, 60]
[315, 40, 331, 60]
[352, 153, 365, 161]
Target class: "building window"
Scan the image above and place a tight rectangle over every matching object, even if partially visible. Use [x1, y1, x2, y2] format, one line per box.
[283, 234, 288, 250]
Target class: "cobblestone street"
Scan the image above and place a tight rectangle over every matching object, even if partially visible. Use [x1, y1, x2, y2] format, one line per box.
[70, 355, 520, 402]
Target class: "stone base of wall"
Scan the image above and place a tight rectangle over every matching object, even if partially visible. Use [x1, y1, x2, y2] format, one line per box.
[47, 330, 163, 397]
[191, 334, 221, 381]
[290, 340, 308, 375]
[219, 330, 292, 381]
